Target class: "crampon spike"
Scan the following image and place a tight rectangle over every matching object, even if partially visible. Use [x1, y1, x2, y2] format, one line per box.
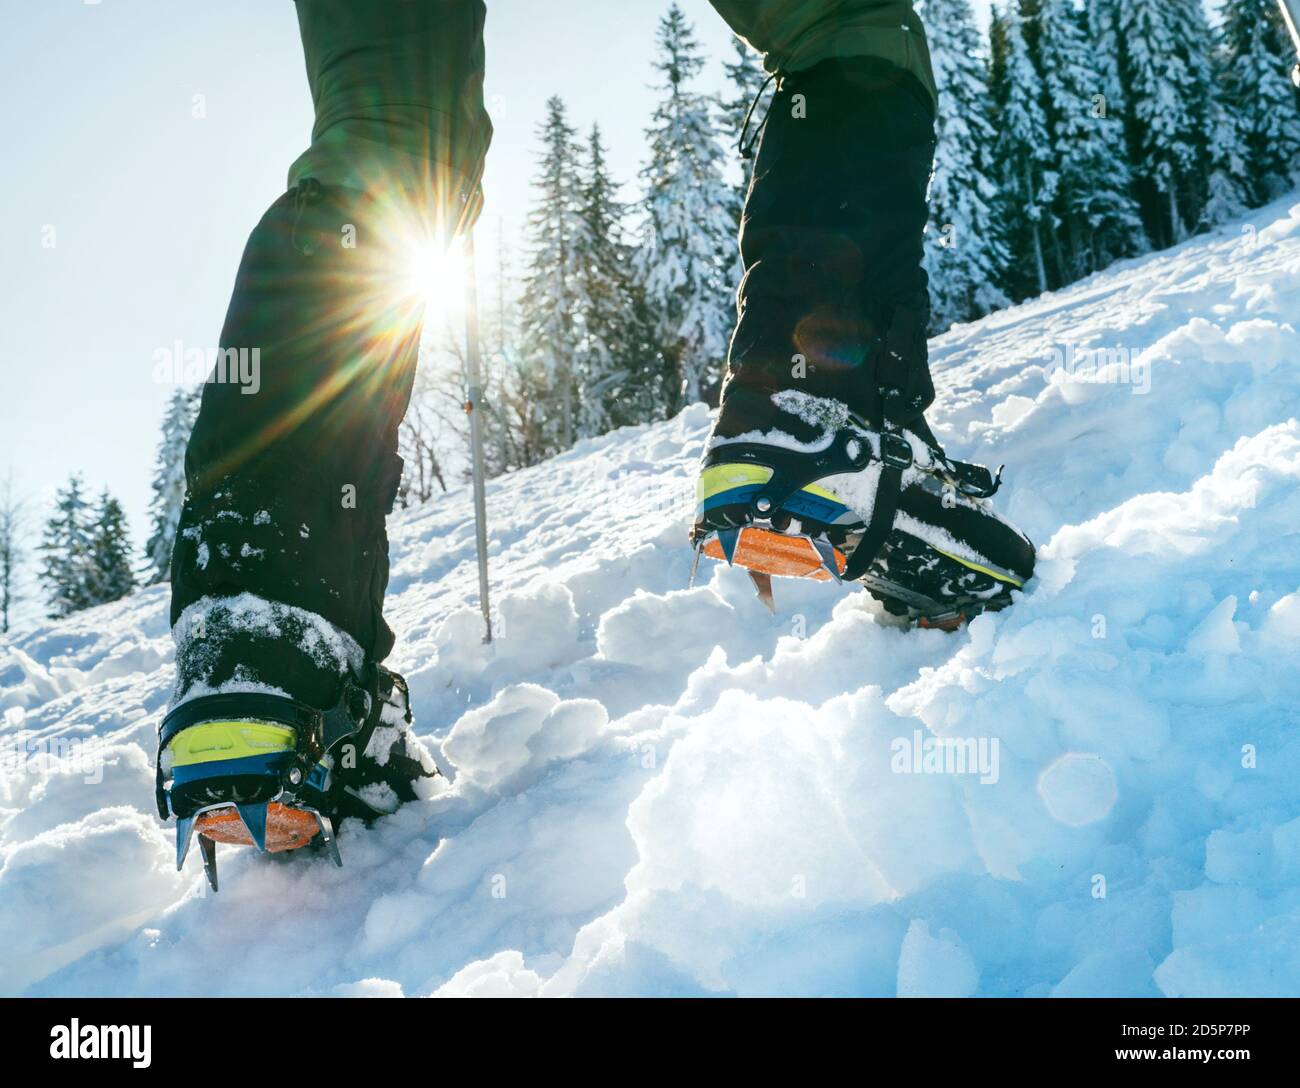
[717, 527, 740, 566]
[237, 803, 269, 853]
[688, 541, 704, 588]
[812, 537, 844, 584]
[198, 835, 219, 892]
[747, 570, 776, 613]
[175, 815, 195, 871]
[316, 812, 343, 868]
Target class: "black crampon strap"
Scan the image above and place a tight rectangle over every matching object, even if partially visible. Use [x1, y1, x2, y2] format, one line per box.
[839, 432, 1006, 581]
[841, 430, 911, 582]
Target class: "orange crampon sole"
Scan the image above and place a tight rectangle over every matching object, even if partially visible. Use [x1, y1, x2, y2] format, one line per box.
[195, 803, 321, 853]
[917, 612, 969, 632]
[702, 526, 846, 581]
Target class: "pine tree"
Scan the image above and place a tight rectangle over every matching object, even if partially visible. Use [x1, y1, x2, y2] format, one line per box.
[1202, 93, 1252, 228]
[1086, 0, 1127, 107]
[518, 95, 587, 458]
[1216, 0, 1300, 207]
[922, 0, 1009, 331]
[1029, 0, 1147, 278]
[87, 490, 135, 606]
[990, 3, 1057, 298]
[39, 474, 95, 619]
[636, 3, 736, 408]
[0, 473, 25, 634]
[573, 124, 651, 436]
[1112, 0, 1215, 247]
[143, 385, 199, 583]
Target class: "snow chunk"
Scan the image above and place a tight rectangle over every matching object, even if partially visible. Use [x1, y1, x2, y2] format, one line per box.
[1261, 591, 1300, 641]
[990, 394, 1036, 429]
[0, 807, 186, 994]
[433, 951, 544, 997]
[896, 920, 980, 998]
[442, 684, 608, 792]
[597, 587, 735, 673]
[1186, 596, 1241, 656]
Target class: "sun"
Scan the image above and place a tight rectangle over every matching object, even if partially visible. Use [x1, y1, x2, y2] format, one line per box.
[402, 237, 468, 324]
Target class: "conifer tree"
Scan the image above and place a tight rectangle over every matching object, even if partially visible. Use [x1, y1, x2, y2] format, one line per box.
[1111, 0, 1215, 246]
[144, 385, 200, 583]
[39, 474, 94, 619]
[0, 473, 25, 634]
[1085, 0, 1127, 114]
[1029, 0, 1147, 277]
[1216, 0, 1300, 207]
[636, 3, 736, 407]
[519, 95, 586, 456]
[87, 489, 135, 606]
[922, 0, 1009, 331]
[990, 3, 1057, 297]
[573, 124, 645, 437]
[1201, 86, 1252, 228]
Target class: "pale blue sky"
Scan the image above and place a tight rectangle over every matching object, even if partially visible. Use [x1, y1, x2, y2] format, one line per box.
[0, 0, 996, 586]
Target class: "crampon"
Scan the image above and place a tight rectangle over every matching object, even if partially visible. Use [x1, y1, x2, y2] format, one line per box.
[155, 666, 423, 891]
[690, 417, 1035, 627]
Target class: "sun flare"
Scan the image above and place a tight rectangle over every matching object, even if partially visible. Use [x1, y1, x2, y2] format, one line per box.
[402, 238, 468, 322]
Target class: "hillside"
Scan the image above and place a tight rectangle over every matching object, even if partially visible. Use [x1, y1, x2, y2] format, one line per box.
[3, 195, 1300, 997]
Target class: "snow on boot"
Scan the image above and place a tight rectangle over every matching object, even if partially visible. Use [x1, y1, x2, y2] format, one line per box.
[691, 390, 1035, 626]
[155, 593, 438, 891]
[331, 667, 442, 823]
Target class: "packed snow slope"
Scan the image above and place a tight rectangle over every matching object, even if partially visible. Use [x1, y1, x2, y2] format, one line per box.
[5, 197, 1300, 998]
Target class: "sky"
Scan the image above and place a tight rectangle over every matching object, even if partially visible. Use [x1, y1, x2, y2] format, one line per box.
[0, 0, 997, 618]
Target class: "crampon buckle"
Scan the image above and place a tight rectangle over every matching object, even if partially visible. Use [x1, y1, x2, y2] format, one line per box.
[879, 430, 914, 470]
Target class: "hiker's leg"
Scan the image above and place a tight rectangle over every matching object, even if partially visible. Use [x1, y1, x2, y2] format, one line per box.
[171, 0, 491, 682]
[707, 0, 937, 432]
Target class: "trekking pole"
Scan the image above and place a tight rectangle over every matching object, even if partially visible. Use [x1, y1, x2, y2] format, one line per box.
[462, 231, 493, 643]
[1281, 0, 1300, 86]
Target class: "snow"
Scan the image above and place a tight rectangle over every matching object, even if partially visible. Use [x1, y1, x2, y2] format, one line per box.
[3, 195, 1300, 997]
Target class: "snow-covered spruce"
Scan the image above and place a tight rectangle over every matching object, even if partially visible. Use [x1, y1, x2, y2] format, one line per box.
[516, 96, 588, 461]
[990, 2, 1057, 300]
[635, 2, 735, 408]
[38, 476, 135, 620]
[1110, 0, 1216, 246]
[1030, 0, 1147, 277]
[1213, 0, 1300, 210]
[143, 386, 200, 585]
[922, 0, 1009, 333]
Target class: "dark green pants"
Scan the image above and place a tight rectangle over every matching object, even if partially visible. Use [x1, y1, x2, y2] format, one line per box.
[173, 2, 489, 661]
[172, 183, 421, 660]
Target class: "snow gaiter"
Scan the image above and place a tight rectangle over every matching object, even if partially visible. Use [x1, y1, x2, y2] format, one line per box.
[716, 55, 938, 443]
[170, 181, 421, 685]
